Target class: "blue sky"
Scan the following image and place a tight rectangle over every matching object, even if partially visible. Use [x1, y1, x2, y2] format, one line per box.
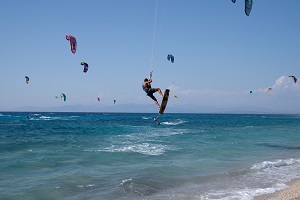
[1, 0, 300, 113]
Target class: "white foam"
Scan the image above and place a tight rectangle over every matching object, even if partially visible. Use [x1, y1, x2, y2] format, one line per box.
[0, 113, 10, 117]
[251, 158, 300, 171]
[161, 120, 185, 125]
[39, 116, 54, 120]
[154, 157, 300, 200]
[86, 184, 96, 187]
[119, 178, 132, 186]
[86, 143, 170, 156]
[200, 183, 288, 200]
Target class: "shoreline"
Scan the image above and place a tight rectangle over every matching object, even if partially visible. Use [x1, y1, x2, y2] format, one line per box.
[255, 179, 300, 200]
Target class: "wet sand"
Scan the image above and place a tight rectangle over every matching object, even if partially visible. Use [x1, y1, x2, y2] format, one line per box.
[256, 180, 300, 200]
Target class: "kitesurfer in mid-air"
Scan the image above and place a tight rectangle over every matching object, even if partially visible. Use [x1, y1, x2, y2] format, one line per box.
[142, 78, 163, 108]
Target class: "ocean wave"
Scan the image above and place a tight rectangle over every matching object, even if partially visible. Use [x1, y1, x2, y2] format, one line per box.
[85, 143, 170, 156]
[161, 120, 185, 125]
[39, 116, 53, 120]
[119, 178, 133, 186]
[251, 158, 300, 171]
[200, 183, 287, 200]
[0, 113, 11, 117]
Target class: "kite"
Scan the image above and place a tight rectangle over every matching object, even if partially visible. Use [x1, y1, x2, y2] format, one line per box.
[25, 76, 29, 84]
[114, 100, 116, 104]
[250, 90, 253, 94]
[231, 0, 253, 16]
[81, 62, 89, 73]
[97, 97, 100, 102]
[174, 94, 178, 99]
[267, 88, 272, 93]
[60, 93, 66, 101]
[289, 76, 297, 84]
[167, 54, 174, 63]
[66, 34, 77, 54]
[245, 0, 253, 16]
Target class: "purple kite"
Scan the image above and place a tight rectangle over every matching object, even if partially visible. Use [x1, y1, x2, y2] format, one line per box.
[66, 34, 77, 54]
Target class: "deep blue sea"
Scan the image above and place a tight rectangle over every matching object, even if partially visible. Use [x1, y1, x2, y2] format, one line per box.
[1, 112, 300, 200]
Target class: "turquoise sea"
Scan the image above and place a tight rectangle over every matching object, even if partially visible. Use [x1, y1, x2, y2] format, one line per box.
[1, 112, 300, 200]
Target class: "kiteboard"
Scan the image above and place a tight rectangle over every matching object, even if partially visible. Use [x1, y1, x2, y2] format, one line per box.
[159, 89, 170, 114]
[154, 89, 170, 125]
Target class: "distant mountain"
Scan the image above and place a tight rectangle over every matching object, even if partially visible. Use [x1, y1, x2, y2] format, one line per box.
[9, 104, 158, 113]
[6, 103, 281, 114]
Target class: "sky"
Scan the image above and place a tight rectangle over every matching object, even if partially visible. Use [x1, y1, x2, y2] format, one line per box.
[1, 0, 300, 113]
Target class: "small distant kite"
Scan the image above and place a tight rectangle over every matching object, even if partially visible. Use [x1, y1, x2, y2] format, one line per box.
[97, 97, 100, 102]
[267, 87, 272, 93]
[167, 54, 174, 63]
[174, 94, 178, 99]
[113, 100, 116, 104]
[250, 90, 253, 95]
[81, 62, 89, 73]
[288, 76, 297, 84]
[66, 34, 77, 54]
[60, 93, 67, 101]
[231, 0, 253, 16]
[25, 76, 29, 84]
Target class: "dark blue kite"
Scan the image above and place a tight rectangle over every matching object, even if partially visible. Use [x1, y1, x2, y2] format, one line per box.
[167, 54, 174, 63]
[81, 62, 89, 73]
[231, 0, 253, 16]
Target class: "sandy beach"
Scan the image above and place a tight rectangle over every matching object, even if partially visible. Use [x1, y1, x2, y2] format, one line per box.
[256, 180, 300, 200]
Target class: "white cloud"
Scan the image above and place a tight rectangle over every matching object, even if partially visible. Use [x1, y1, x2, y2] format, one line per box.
[165, 77, 300, 113]
[253, 76, 299, 94]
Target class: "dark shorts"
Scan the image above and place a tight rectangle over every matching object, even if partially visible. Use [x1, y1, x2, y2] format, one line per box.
[146, 88, 157, 101]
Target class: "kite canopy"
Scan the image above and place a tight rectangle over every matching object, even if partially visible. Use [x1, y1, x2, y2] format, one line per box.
[66, 34, 77, 54]
[81, 62, 89, 73]
[231, 0, 253, 16]
[25, 76, 29, 84]
[167, 54, 174, 63]
[60, 93, 66, 101]
[245, 0, 253, 16]
[97, 97, 100, 102]
[113, 100, 116, 104]
[250, 90, 253, 94]
[289, 76, 297, 84]
[268, 88, 272, 93]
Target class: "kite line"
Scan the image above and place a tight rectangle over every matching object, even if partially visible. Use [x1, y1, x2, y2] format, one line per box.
[149, 0, 159, 75]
